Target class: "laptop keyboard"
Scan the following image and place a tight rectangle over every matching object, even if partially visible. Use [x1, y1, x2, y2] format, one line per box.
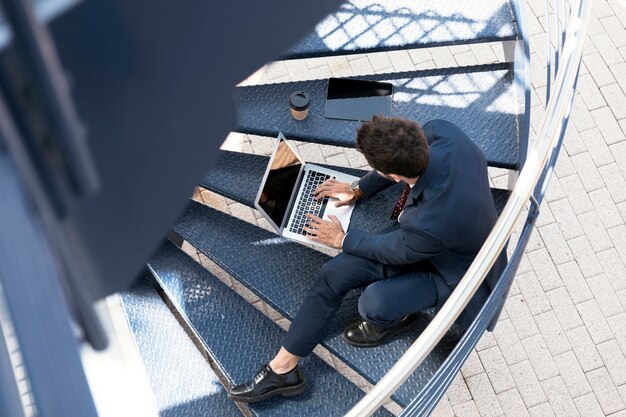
[289, 171, 332, 235]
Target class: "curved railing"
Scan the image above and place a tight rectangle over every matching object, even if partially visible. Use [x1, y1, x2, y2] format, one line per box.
[345, 0, 593, 415]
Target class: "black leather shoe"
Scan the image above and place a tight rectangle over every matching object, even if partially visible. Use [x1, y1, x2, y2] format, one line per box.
[228, 364, 305, 403]
[343, 314, 419, 347]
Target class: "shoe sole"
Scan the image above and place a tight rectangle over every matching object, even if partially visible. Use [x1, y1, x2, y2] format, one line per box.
[228, 382, 306, 403]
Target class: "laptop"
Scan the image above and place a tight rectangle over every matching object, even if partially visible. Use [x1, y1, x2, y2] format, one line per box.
[255, 133, 359, 249]
[325, 77, 393, 122]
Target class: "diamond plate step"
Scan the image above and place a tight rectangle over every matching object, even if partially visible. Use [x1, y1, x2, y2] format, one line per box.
[144, 242, 393, 417]
[236, 64, 520, 169]
[174, 201, 467, 407]
[281, 0, 517, 59]
[202, 150, 511, 230]
[120, 278, 242, 417]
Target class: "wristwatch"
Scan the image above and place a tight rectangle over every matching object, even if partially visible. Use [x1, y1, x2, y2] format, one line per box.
[350, 179, 364, 200]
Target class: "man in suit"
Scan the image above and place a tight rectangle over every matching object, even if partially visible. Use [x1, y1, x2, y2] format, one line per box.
[228, 116, 507, 403]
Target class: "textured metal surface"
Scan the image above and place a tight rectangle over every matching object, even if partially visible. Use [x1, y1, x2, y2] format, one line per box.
[174, 202, 467, 406]
[202, 150, 511, 225]
[236, 64, 520, 169]
[282, 0, 517, 59]
[145, 243, 393, 417]
[120, 279, 241, 417]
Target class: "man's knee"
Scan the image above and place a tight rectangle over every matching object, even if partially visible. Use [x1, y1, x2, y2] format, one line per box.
[318, 254, 361, 295]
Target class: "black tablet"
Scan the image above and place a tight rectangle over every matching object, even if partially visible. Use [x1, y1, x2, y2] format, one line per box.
[325, 77, 393, 122]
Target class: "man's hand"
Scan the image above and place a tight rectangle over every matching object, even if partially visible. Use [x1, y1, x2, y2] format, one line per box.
[304, 214, 345, 249]
[313, 178, 355, 207]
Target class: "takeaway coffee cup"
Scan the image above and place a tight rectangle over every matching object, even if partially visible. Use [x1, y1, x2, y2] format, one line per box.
[289, 91, 310, 120]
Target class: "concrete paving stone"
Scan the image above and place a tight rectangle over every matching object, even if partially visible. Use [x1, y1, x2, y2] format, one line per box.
[620, 385, 626, 408]
[475, 330, 498, 352]
[407, 48, 433, 66]
[492, 319, 528, 365]
[610, 142, 626, 176]
[447, 373, 473, 406]
[319, 143, 343, 158]
[466, 373, 505, 417]
[568, 235, 605, 278]
[505, 295, 540, 340]
[554, 151, 577, 178]
[366, 52, 393, 73]
[453, 400, 482, 417]
[387, 50, 415, 72]
[344, 148, 369, 169]
[587, 367, 626, 415]
[566, 326, 604, 372]
[573, 392, 607, 417]
[541, 376, 581, 417]
[240, 65, 269, 86]
[478, 347, 516, 394]
[620, 289, 626, 311]
[591, 33, 625, 66]
[528, 33, 548, 68]
[461, 349, 486, 379]
[325, 153, 350, 167]
[607, 313, 626, 354]
[546, 287, 585, 331]
[430, 47, 456, 69]
[535, 203, 556, 227]
[349, 56, 375, 76]
[538, 223, 574, 265]
[576, 300, 614, 344]
[305, 56, 329, 69]
[529, 54, 547, 89]
[600, 84, 626, 120]
[547, 198, 585, 240]
[497, 388, 530, 417]
[588, 12, 607, 37]
[594, 0, 618, 18]
[600, 163, 626, 203]
[470, 43, 499, 65]
[609, 0, 626, 25]
[415, 60, 436, 70]
[525, 12, 545, 36]
[583, 53, 617, 88]
[619, 201, 626, 224]
[515, 271, 552, 316]
[622, 46, 626, 61]
[284, 59, 312, 81]
[587, 274, 624, 317]
[597, 339, 626, 386]
[548, 175, 594, 218]
[534, 311, 571, 356]
[609, 410, 626, 417]
[581, 127, 617, 167]
[199, 189, 230, 213]
[593, 107, 626, 145]
[521, 334, 560, 381]
[431, 396, 456, 417]
[308, 64, 333, 79]
[596, 248, 626, 292]
[454, 51, 479, 67]
[578, 210, 614, 252]
[601, 15, 626, 48]
[611, 63, 626, 95]
[577, 74, 608, 111]
[563, 119, 591, 156]
[228, 203, 257, 224]
[556, 261, 594, 304]
[554, 350, 593, 399]
[508, 280, 522, 298]
[589, 187, 624, 229]
[570, 152, 608, 192]
[296, 142, 326, 164]
[266, 61, 290, 81]
[608, 225, 626, 264]
[325, 55, 353, 77]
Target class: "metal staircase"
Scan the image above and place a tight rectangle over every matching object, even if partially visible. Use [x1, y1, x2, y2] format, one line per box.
[119, 0, 593, 415]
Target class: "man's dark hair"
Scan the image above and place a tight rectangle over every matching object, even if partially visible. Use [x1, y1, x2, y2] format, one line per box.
[356, 115, 429, 178]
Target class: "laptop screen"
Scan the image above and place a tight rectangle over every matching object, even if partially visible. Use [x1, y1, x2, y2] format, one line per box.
[257, 139, 303, 229]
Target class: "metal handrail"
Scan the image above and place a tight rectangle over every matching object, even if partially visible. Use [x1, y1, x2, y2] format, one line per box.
[344, 0, 592, 415]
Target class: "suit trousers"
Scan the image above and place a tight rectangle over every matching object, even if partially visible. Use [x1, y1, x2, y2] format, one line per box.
[282, 252, 439, 357]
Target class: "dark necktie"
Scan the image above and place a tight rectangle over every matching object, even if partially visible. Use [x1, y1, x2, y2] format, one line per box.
[390, 183, 411, 220]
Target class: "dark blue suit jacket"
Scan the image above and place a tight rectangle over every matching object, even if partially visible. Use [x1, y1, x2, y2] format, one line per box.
[343, 119, 507, 328]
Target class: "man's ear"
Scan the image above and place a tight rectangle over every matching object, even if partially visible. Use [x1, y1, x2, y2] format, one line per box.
[388, 174, 403, 182]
